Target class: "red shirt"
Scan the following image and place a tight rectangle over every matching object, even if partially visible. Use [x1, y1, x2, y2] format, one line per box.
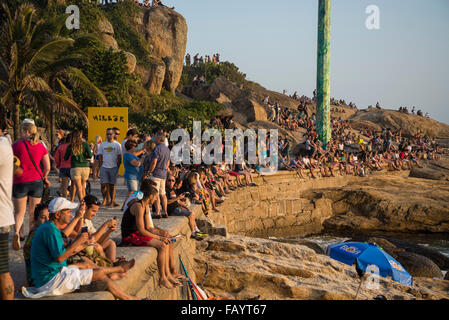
[54, 143, 71, 169]
[12, 140, 48, 184]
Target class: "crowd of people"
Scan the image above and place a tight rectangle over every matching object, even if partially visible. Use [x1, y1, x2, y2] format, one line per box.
[0, 90, 446, 300]
[0, 116, 275, 300]
[262, 96, 443, 180]
[185, 53, 221, 66]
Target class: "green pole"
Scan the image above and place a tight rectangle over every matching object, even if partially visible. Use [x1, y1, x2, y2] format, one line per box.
[316, 0, 332, 146]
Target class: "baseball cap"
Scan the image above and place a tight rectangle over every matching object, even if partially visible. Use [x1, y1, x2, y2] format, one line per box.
[23, 118, 35, 125]
[48, 197, 79, 213]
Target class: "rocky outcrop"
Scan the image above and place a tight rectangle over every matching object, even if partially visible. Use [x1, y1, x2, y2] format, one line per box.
[409, 158, 449, 181]
[135, 57, 166, 94]
[320, 171, 449, 236]
[137, 7, 188, 93]
[194, 235, 449, 300]
[182, 77, 268, 123]
[348, 108, 449, 139]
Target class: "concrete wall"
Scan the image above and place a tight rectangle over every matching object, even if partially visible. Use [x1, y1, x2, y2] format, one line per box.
[209, 171, 359, 239]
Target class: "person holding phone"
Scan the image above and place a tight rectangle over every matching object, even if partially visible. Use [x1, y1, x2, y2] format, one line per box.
[72, 195, 124, 265]
[165, 175, 206, 240]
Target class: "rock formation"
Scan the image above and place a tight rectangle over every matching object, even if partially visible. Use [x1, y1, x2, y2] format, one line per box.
[194, 235, 449, 300]
[135, 6, 188, 94]
[348, 108, 449, 139]
[96, 6, 187, 95]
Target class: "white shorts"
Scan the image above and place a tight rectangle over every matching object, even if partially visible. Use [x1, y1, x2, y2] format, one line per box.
[22, 266, 93, 299]
[150, 176, 166, 195]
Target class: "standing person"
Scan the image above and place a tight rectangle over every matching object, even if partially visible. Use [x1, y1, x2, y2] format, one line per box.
[123, 140, 145, 208]
[0, 123, 16, 299]
[121, 128, 139, 156]
[98, 128, 122, 208]
[147, 131, 170, 219]
[112, 127, 120, 142]
[64, 130, 92, 203]
[54, 134, 71, 199]
[92, 136, 102, 181]
[12, 121, 51, 251]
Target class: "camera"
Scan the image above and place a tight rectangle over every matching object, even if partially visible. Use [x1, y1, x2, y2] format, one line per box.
[81, 227, 88, 233]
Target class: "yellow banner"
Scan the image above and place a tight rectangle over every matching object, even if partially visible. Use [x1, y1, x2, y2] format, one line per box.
[88, 107, 128, 176]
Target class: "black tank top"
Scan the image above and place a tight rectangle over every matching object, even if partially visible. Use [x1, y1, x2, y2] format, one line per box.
[121, 200, 147, 239]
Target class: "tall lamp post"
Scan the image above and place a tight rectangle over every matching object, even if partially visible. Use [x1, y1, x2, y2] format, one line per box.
[316, 0, 332, 146]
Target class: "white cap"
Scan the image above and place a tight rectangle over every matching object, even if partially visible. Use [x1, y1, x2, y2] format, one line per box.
[22, 118, 35, 125]
[48, 197, 79, 213]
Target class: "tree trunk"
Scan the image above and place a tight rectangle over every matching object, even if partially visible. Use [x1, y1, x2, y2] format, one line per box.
[50, 104, 55, 152]
[13, 102, 20, 140]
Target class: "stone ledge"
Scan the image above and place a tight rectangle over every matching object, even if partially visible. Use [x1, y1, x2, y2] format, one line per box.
[17, 204, 205, 300]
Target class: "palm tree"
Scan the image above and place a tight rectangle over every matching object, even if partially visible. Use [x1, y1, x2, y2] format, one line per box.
[0, 3, 107, 143]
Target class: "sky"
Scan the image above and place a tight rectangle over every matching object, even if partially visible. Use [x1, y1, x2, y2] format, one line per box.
[156, 0, 449, 125]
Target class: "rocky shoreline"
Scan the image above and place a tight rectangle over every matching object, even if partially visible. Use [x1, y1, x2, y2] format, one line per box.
[194, 235, 449, 300]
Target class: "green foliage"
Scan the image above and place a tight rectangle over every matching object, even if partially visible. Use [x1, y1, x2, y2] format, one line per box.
[130, 100, 225, 134]
[80, 46, 131, 107]
[103, 0, 152, 67]
[181, 61, 247, 86]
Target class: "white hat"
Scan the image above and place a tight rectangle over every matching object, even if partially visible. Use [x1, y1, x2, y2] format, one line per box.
[22, 118, 35, 125]
[48, 197, 79, 213]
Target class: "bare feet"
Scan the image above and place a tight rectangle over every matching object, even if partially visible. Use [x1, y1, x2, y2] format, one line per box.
[121, 258, 136, 272]
[109, 272, 128, 281]
[159, 278, 174, 289]
[168, 276, 183, 287]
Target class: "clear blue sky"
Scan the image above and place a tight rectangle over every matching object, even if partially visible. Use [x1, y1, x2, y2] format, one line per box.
[157, 0, 449, 125]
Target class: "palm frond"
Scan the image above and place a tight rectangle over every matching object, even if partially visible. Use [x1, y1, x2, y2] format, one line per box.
[28, 38, 75, 74]
[64, 67, 108, 106]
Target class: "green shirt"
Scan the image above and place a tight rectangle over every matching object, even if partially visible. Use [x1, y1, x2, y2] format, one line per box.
[64, 142, 92, 168]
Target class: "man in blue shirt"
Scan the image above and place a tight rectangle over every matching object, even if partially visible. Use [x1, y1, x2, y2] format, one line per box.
[147, 131, 171, 219]
[22, 197, 140, 300]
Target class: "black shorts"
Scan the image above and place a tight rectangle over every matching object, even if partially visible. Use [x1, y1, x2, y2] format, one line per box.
[0, 230, 10, 274]
[13, 180, 44, 199]
[59, 167, 71, 179]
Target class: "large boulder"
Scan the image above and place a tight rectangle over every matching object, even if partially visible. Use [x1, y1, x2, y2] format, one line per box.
[409, 158, 449, 182]
[138, 7, 188, 93]
[395, 251, 443, 278]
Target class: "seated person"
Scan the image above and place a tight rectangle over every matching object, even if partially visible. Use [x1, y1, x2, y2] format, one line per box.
[23, 203, 50, 286]
[22, 197, 139, 300]
[152, 0, 174, 9]
[121, 180, 187, 289]
[165, 175, 206, 240]
[73, 195, 125, 265]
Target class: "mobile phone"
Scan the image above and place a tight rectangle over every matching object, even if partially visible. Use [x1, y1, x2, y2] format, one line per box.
[81, 227, 88, 233]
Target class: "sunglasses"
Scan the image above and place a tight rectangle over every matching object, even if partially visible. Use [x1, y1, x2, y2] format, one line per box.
[168, 179, 175, 182]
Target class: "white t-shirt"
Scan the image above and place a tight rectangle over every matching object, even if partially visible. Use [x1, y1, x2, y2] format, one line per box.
[0, 137, 15, 228]
[83, 218, 97, 234]
[98, 141, 122, 169]
[121, 139, 127, 155]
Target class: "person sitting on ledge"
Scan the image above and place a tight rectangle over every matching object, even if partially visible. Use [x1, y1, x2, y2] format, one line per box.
[121, 180, 187, 289]
[72, 195, 127, 266]
[22, 197, 139, 300]
[165, 175, 206, 240]
[152, 0, 174, 9]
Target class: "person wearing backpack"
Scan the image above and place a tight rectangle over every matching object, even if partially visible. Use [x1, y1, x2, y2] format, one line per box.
[12, 121, 51, 251]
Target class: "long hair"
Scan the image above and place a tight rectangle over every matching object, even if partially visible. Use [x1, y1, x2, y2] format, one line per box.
[71, 130, 83, 156]
[20, 122, 39, 144]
